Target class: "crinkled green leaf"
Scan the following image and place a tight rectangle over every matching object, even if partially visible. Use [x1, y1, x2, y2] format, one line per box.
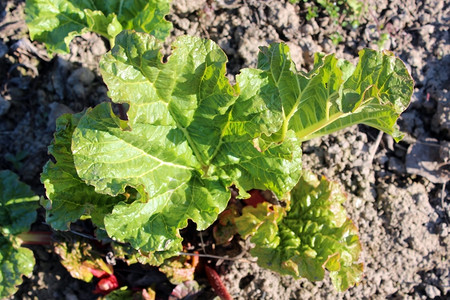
[235, 43, 413, 143]
[41, 113, 124, 230]
[25, 0, 172, 54]
[0, 236, 35, 298]
[103, 172, 230, 253]
[235, 172, 363, 291]
[70, 31, 301, 254]
[0, 170, 39, 236]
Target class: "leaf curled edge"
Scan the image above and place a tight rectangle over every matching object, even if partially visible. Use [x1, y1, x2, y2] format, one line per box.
[235, 172, 363, 291]
[235, 43, 413, 143]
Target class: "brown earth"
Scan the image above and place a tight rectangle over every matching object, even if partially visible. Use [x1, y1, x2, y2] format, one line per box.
[0, 0, 448, 299]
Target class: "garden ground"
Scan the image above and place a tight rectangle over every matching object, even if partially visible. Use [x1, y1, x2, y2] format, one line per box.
[0, 0, 448, 299]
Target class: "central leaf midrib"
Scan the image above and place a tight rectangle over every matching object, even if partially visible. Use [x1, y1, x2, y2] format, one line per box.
[267, 55, 309, 141]
[118, 44, 207, 172]
[121, 40, 241, 176]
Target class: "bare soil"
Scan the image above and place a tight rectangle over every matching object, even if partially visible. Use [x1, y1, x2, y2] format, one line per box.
[1, 0, 448, 299]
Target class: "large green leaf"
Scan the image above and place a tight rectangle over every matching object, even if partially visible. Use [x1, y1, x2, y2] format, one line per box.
[25, 0, 172, 54]
[235, 172, 363, 292]
[41, 113, 124, 230]
[70, 31, 302, 253]
[0, 236, 35, 298]
[235, 43, 413, 142]
[0, 170, 39, 236]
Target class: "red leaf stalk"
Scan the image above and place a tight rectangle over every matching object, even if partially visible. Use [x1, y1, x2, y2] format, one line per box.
[89, 267, 119, 295]
[205, 265, 232, 300]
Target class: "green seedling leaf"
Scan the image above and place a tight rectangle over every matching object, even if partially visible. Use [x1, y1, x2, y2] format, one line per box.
[235, 171, 363, 291]
[235, 43, 413, 143]
[69, 31, 302, 254]
[25, 0, 172, 54]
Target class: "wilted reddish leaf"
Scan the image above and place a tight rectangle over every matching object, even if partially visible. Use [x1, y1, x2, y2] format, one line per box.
[244, 190, 266, 208]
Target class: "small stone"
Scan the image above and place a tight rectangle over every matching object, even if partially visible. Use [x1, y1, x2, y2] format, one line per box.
[408, 49, 422, 68]
[377, 153, 389, 165]
[66, 67, 95, 99]
[70, 83, 85, 99]
[388, 157, 405, 174]
[52, 57, 71, 100]
[68, 67, 95, 86]
[406, 139, 449, 183]
[425, 284, 441, 298]
[178, 18, 190, 31]
[383, 134, 395, 151]
[309, 19, 320, 35]
[421, 24, 434, 35]
[47, 102, 74, 130]
[172, 0, 206, 14]
[0, 95, 11, 116]
[301, 24, 314, 35]
[439, 223, 448, 237]
[89, 35, 107, 56]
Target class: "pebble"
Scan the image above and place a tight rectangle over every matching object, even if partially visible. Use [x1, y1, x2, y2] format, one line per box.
[439, 224, 448, 237]
[383, 134, 395, 151]
[177, 17, 190, 31]
[67, 67, 95, 86]
[52, 57, 71, 100]
[301, 24, 314, 35]
[388, 157, 405, 174]
[425, 284, 441, 298]
[89, 35, 107, 56]
[47, 102, 74, 131]
[377, 150, 389, 165]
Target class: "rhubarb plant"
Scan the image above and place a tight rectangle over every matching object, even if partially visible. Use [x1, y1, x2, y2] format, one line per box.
[41, 30, 413, 290]
[0, 170, 39, 298]
[25, 0, 172, 54]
